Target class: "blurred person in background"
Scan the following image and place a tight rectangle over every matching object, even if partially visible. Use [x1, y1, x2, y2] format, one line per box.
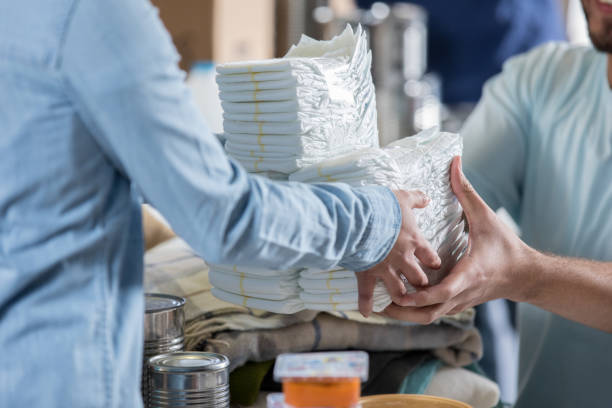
[386, 0, 612, 406]
[357, 0, 566, 398]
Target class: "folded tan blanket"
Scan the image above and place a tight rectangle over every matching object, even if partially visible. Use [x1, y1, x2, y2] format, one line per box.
[202, 313, 481, 371]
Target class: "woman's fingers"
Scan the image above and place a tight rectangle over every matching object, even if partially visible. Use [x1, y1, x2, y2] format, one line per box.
[398, 256, 429, 287]
[356, 272, 377, 317]
[380, 268, 409, 303]
[414, 241, 442, 269]
[402, 189, 431, 209]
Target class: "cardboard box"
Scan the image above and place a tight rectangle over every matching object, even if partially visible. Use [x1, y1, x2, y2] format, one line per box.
[152, 0, 275, 71]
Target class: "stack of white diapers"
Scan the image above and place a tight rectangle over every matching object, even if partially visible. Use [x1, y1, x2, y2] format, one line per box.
[209, 265, 303, 314]
[209, 264, 392, 314]
[209, 129, 467, 315]
[290, 128, 468, 290]
[216, 25, 379, 174]
[298, 268, 391, 311]
[210, 22, 467, 315]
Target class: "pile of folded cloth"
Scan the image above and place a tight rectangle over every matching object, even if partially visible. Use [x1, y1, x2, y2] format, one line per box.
[209, 128, 467, 314]
[216, 25, 379, 174]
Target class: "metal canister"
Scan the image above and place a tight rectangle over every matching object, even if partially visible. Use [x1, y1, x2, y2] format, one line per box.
[142, 293, 186, 407]
[148, 352, 230, 408]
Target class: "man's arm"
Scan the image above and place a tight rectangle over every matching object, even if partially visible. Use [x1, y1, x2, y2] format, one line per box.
[385, 157, 612, 333]
[521, 251, 612, 332]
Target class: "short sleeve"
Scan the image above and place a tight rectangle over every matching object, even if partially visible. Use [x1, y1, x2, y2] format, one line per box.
[461, 45, 552, 220]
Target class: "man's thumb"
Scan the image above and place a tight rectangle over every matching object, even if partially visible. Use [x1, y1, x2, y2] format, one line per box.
[450, 156, 488, 220]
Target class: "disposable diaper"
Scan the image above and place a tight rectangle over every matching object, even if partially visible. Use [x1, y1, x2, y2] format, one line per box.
[299, 282, 391, 313]
[208, 264, 300, 279]
[211, 287, 305, 315]
[208, 269, 300, 300]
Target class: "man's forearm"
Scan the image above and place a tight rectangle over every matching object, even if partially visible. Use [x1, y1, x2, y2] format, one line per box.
[518, 249, 612, 332]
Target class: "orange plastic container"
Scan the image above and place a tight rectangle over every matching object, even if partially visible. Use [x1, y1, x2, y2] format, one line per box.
[274, 352, 369, 408]
[283, 377, 360, 407]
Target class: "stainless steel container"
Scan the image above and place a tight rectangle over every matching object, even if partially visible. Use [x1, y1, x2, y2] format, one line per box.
[393, 3, 428, 81]
[142, 293, 186, 407]
[148, 352, 230, 408]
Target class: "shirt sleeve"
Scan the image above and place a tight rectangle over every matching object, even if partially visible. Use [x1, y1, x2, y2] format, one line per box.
[460, 48, 540, 221]
[57, 0, 401, 272]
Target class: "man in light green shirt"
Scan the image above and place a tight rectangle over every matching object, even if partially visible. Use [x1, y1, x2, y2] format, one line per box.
[386, 0, 612, 405]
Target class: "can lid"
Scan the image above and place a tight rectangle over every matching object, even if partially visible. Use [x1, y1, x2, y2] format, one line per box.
[149, 352, 229, 372]
[274, 351, 369, 381]
[145, 293, 185, 313]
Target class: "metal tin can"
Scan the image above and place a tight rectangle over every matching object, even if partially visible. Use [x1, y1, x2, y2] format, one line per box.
[142, 293, 186, 407]
[148, 352, 230, 408]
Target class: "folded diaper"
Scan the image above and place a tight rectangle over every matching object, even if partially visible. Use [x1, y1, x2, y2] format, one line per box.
[289, 147, 404, 188]
[298, 276, 357, 291]
[208, 264, 300, 279]
[211, 287, 305, 315]
[223, 111, 305, 122]
[218, 78, 298, 93]
[225, 140, 307, 156]
[208, 269, 299, 300]
[216, 70, 295, 84]
[221, 100, 302, 114]
[299, 268, 355, 279]
[300, 282, 391, 312]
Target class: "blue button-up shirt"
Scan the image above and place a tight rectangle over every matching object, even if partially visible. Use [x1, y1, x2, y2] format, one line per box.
[0, 1, 400, 406]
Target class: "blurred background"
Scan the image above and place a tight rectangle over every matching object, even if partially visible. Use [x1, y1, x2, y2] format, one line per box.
[150, 0, 592, 404]
[153, 0, 590, 146]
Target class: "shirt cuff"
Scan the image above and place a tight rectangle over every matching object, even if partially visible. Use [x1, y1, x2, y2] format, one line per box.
[339, 185, 402, 272]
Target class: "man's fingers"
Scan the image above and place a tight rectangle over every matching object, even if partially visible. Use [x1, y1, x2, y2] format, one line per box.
[356, 272, 377, 318]
[383, 303, 451, 325]
[414, 241, 442, 269]
[397, 257, 429, 287]
[396, 267, 465, 307]
[450, 157, 490, 223]
[448, 303, 470, 315]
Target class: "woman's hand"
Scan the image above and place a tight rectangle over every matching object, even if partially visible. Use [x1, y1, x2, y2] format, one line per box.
[356, 189, 442, 317]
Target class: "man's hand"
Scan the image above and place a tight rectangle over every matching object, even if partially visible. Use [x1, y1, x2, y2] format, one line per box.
[384, 156, 533, 324]
[356, 189, 442, 317]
